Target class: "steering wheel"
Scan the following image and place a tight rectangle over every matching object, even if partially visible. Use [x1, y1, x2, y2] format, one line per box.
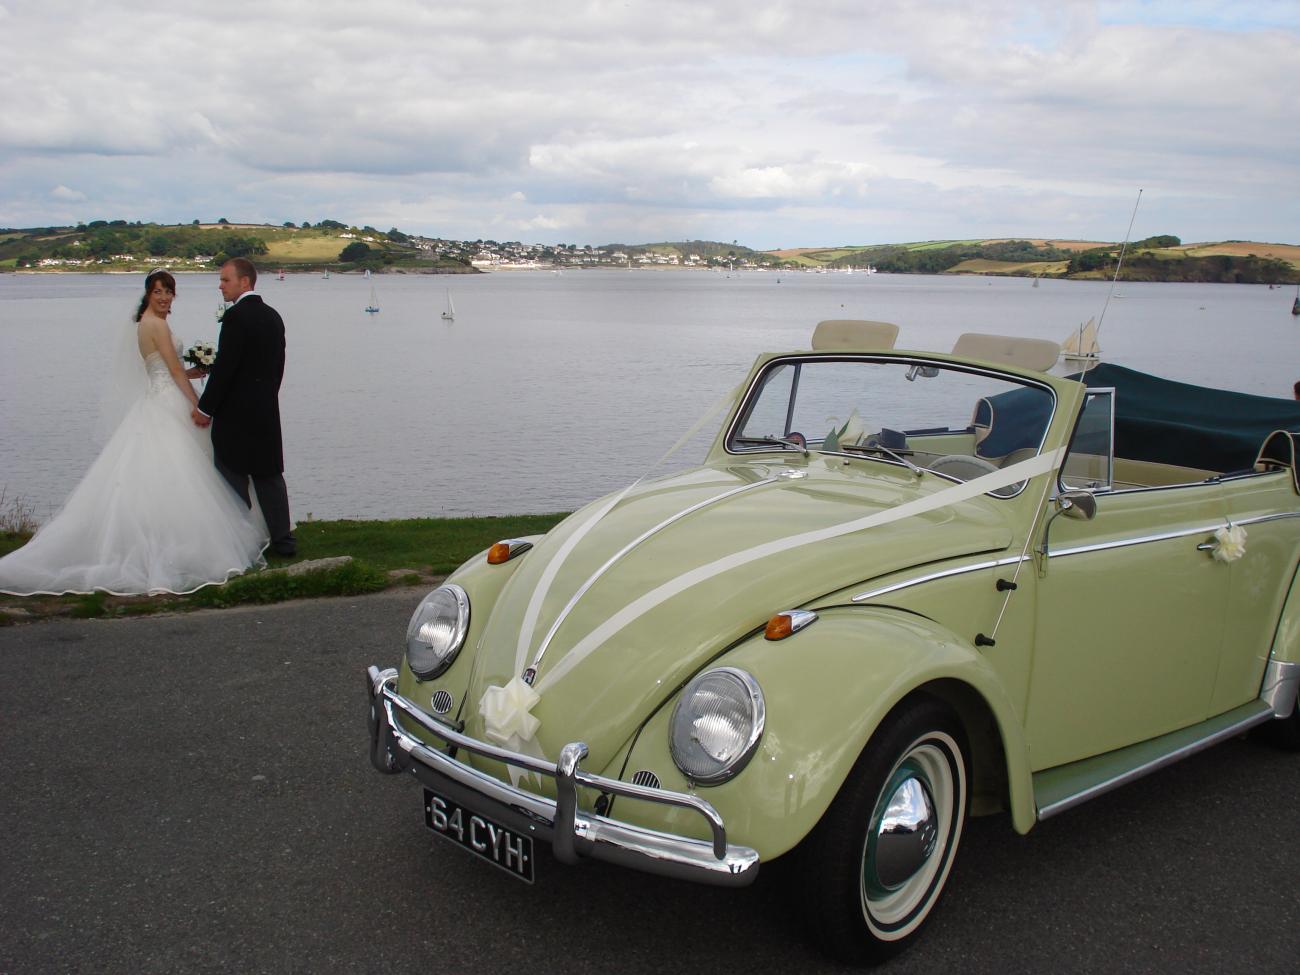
[928, 454, 1000, 482]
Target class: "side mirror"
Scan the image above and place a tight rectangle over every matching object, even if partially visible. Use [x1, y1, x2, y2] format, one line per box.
[1040, 489, 1098, 559]
[1057, 489, 1097, 520]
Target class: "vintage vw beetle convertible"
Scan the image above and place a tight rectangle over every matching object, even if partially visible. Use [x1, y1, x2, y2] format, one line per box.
[366, 321, 1300, 964]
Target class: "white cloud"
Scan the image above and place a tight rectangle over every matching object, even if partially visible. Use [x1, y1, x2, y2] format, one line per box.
[0, 0, 1295, 245]
[49, 185, 85, 201]
[519, 214, 562, 231]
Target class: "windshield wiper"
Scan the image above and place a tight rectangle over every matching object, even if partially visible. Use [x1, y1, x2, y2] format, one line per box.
[736, 436, 809, 458]
[841, 442, 925, 478]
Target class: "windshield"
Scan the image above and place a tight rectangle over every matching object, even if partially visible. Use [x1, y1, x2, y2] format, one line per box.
[728, 357, 1055, 494]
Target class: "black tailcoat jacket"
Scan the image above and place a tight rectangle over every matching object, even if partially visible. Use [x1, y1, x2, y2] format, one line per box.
[198, 294, 286, 475]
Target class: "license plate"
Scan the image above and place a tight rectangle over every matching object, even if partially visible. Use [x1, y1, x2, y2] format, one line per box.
[423, 789, 535, 883]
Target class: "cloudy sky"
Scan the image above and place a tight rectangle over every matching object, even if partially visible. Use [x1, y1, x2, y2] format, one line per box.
[1, 0, 1297, 248]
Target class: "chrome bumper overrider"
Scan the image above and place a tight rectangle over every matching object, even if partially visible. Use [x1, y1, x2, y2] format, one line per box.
[365, 666, 760, 886]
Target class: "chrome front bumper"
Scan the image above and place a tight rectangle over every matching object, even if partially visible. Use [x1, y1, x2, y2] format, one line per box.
[365, 666, 760, 887]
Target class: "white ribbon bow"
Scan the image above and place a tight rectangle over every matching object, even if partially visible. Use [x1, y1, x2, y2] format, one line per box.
[479, 676, 541, 746]
[1212, 524, 1247, 562]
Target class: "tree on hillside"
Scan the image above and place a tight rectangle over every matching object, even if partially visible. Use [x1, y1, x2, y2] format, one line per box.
[1068, 249, 1112, 274]
[86, 231, 125, 258]
[340, 241, 371, 262]
[211, 236, 268, 264]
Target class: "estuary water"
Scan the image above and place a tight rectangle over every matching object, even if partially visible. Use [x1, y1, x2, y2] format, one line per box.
[1, 270, 1296, 522]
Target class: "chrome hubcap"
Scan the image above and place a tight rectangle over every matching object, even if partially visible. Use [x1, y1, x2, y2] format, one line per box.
[872, 774, 938, 889]
[865, 765, 938, 895]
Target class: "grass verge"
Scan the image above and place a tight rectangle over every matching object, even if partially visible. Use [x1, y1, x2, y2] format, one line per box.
[0, 511, 571, 623]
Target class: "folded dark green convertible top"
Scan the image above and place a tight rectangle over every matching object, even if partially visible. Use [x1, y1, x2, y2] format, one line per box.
[1076, 363, 1300, 473]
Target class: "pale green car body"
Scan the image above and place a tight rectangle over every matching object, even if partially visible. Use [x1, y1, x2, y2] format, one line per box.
[367, 334, 1300, 957]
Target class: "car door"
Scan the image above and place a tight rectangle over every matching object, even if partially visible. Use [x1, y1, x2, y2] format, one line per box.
[1026, 391, 1230, 770]
[1210, 466, 1300, 714]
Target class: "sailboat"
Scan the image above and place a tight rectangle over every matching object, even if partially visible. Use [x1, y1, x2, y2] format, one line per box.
[440, 289, 455, 321]
[1292, 284, 1299, 316]
[277, 268, 285, 281]
[365, 282, 380, 315]
[1060, 317, 1101, 367]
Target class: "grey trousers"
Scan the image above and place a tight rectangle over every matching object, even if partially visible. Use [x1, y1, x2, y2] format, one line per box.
[214, 454, 293, 547]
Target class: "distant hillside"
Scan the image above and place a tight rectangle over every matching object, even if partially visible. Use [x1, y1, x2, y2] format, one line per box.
[0, 220, 476, 274]
[4, 221, 1296, 283]
[766, 236, 1300, 283]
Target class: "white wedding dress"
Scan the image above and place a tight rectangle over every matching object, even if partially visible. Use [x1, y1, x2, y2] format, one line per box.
[0, 342, 269, 596]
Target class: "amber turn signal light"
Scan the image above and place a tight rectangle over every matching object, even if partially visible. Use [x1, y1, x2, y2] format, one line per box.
[764, 609, 818, 641]
[765, 615, 794, 640]
[487, 539, 534, 565]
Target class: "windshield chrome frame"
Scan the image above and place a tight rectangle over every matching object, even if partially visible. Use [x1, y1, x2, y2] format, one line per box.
[723, 353, 1060, 499]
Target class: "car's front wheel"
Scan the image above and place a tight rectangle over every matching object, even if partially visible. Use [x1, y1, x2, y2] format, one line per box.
[799, 698, 969, 965]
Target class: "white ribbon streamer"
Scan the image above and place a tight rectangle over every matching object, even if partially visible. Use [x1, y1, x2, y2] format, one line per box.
[534, 447, 1065, 692]
[512, 382, 743, 674]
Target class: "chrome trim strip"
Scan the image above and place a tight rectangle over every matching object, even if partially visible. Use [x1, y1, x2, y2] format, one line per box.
[1261, 659, 1300, 718]
[852, 556, 1026, 603]
[1100, 467, 1290, 496]
[1045, 512, 1300, 560]
[1036, 704, 1276, 820]
[1232, 511, 1300, 528]
[367, 668, 759, 885]
[1047, 523, 1224, 559]
[529, 476, 779, 672]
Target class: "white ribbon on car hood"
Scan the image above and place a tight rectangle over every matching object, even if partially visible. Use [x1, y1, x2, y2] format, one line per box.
[512, 383, 743, 675]
[532, 446, 1065, 693]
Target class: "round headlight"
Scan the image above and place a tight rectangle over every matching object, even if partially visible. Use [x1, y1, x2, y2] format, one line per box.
[669, 667, 765, 785]
[405, 584, 470, 680]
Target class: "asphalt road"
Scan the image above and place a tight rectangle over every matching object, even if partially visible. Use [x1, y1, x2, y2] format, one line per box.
[1, 591, 1296, 975]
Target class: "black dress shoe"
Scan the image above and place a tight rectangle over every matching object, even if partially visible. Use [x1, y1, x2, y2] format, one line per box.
[272, 541, 297, 556]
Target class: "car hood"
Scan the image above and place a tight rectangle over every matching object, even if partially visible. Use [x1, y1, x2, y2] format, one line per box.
[464, 457, 1013, 773]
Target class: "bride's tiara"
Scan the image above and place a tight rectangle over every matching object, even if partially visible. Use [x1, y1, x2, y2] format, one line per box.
[147, 267, 170, 279]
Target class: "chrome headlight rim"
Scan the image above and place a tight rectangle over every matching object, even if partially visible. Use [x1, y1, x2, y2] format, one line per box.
[669, 666, 766, 786]
[405, 584, 470, 680]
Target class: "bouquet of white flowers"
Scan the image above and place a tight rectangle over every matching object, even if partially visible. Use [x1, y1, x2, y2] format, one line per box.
[184, 341, 217, 372]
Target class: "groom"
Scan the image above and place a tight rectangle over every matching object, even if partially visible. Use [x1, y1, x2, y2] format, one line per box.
[193, 258, 296, 556]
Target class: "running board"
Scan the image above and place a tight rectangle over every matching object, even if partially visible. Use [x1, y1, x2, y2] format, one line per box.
[1034, 700, 1275, 820]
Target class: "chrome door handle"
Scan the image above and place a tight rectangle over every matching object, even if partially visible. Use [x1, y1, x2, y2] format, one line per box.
[1196, 541, 1216, 552]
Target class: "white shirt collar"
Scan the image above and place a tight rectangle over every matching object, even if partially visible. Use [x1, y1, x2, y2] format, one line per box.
[233, 290, 259, 304]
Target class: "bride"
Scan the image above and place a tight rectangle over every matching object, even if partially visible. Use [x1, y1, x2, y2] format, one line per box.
[0, 270, 269, 596]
